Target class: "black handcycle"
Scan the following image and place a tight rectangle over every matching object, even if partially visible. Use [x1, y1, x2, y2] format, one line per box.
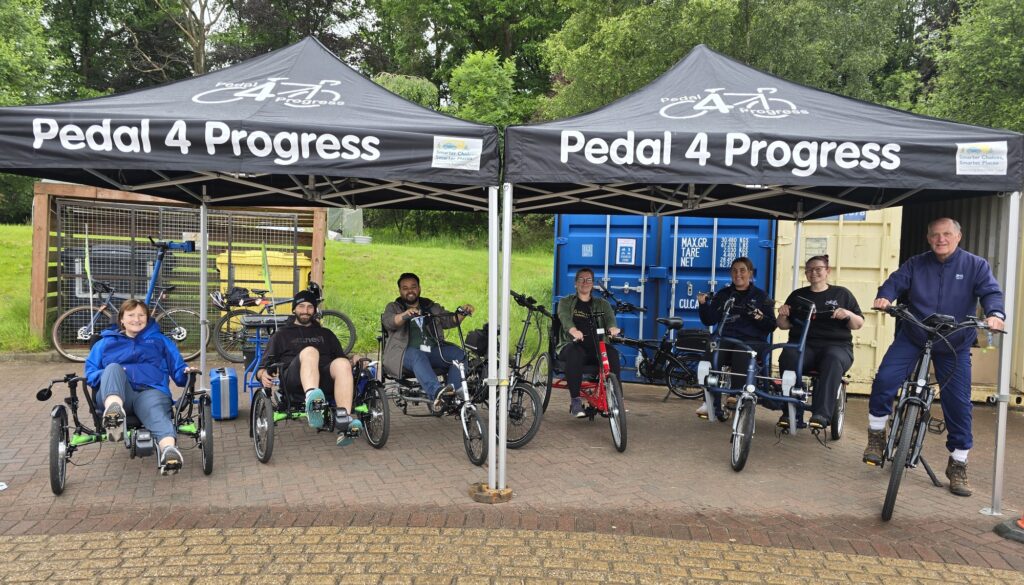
[378, 308, 488, 465]
[37, 371, 212, 494]
[873, 304, 1001, 521]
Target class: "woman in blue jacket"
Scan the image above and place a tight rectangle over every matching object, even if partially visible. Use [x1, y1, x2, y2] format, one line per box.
[696, 257, 777, 421]
[85, 299, 198, 475]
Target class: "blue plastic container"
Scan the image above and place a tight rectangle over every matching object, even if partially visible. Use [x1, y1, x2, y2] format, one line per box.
[210, 367, 239, 420]
[553, 214, 777, 381]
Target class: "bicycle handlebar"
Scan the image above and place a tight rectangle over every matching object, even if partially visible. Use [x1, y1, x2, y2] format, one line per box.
[874, 304, 1004, 337]
[147, 236, 195, 253]
[509, 290, 552, 317]
[597, 286, 647, 314]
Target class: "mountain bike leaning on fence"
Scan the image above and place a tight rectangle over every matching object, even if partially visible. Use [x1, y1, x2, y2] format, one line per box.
[51, 238, 206, 362]
[871, 304, 1003, 521]
[598, 286, 707, 400]
[210, 281, 356, 362]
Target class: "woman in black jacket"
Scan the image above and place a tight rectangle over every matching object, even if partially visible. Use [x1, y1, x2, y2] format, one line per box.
[696, 257, 776, 421]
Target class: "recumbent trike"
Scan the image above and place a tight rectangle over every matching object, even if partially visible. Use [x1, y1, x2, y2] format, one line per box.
[697, 295, 848, 471]
[38, 370, 212, 495]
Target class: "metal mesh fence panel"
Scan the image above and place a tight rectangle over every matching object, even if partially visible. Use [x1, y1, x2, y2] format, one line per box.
[54, 199, 310, 317]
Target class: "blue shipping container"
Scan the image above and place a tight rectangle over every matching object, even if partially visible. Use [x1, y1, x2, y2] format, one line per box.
[553, 215, 777, 382]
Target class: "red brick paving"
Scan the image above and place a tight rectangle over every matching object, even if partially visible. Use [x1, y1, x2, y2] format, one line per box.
[2, 362, 1022, 570]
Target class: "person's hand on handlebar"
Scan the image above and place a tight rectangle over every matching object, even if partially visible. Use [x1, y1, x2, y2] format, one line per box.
[257, 368, 274, 388]
[697, 292, 709, 305]
[398, 307, 421, 323]
[569, 327, 584, 342]
[986, 315, 1005, 331]
[456, 304, 475, 320]
[608, 326, 621, 337]
[777, 303, 791, 318]
[872, 297, 892, 310]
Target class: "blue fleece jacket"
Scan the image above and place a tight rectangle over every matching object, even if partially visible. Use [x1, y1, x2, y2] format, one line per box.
[85, 320, 188, 395]
[876, 248, 1004, 350]
[698, 284, 777, 341]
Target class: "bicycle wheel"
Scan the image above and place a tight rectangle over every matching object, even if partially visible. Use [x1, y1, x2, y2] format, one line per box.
[731, 399, 755, 472]
[156, 309, 206, 361]
[665, 352, 704, 399]
[882, 403, 919, 521]
[318, 310, 356, 356]
[606, 373, 627, 452]
[213, 309, 255, 363]
[52, 306, 113, 362]
[506, 381, 542, 449]
[252, 389, 275, 463]
[831, 381, 847, 441]
[49, 406, 69, 495]
[362, 381, 390, 448]
[198, 395, 214, 475]
[534, 353, 553, 413]
[461, 407, 487, 466]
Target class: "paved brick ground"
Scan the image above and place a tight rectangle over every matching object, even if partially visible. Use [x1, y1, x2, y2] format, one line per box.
[2, 362, 1023, 578]
[0, 526, 1022, 584]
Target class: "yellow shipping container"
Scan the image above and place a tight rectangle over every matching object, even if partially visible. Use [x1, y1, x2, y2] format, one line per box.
[773, 209, 902, 395]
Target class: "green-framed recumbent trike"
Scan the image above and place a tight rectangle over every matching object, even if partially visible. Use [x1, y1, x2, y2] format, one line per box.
[37, 371, 212, 495]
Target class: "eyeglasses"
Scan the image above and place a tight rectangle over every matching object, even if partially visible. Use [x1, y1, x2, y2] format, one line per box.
[576, 278, 594, 283]
[804, 266, 828, 274]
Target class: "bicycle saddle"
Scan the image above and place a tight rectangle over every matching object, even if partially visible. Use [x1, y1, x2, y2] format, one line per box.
[656, 317, 684, 330]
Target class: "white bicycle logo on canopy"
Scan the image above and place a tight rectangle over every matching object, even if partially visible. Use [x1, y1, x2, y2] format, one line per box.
[659, 87, 800, 119]
[192, 78, 343, 108]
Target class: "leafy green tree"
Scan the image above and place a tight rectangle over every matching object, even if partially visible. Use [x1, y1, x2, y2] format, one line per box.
[921, 0, 1024, 131]
[44, 0, 191, 97]
[448, 50, 535, 129]
[360, 0, 567, 96]
[0, 0, 56, 223]
[542, 0, 901, 118]
[211, 0, 363, 66]
[372, 72, 438, 108]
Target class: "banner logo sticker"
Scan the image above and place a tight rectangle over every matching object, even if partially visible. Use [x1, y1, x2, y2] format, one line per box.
[432, 136, 482, 170]
[956, 141, 1007, 175]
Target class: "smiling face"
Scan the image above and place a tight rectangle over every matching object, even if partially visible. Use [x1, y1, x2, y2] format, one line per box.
[730, 260, 753, 290]
[927, 219, 962, 261]
[804, 260, 830, 286]
[574, 269, 595, 297]
[120, 305, 148, 337]
[399, 277, 421, 306]
[293, 301, 316, 326]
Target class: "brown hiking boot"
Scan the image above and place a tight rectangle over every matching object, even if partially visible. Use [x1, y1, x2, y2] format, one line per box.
[862, 428, 886, 465]
[945, 457, 972, 497]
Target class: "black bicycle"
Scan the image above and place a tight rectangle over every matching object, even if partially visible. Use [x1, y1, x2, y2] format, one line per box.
[598, 287, 705, 399]
[462, 290, 546, 449]
[873, 304, 1001, 521]
[211, 281, 356, 362]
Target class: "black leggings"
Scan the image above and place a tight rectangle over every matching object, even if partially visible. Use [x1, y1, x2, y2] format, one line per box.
[559, 342, 621, 399]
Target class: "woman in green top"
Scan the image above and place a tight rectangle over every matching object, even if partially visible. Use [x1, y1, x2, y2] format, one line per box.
[556, 268, 622, 418]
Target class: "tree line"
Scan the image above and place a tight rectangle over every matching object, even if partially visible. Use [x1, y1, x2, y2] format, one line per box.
[0, 0, 1020, 227]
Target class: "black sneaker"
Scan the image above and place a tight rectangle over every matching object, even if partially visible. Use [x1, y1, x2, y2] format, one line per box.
[159, 445, 183, 476]
[809, 413, 829, 430]
[102, 402, 126, 443]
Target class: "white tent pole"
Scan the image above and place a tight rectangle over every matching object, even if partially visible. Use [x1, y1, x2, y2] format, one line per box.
[498, 183, 513, 489]
[602, 215, 611, 290]
[985, 190, 1020, 516]
[199, 197, 208, 386]
[486, 186, 498, 489]
[792, 220, 803, 291]
[669, 218, 679, 318]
